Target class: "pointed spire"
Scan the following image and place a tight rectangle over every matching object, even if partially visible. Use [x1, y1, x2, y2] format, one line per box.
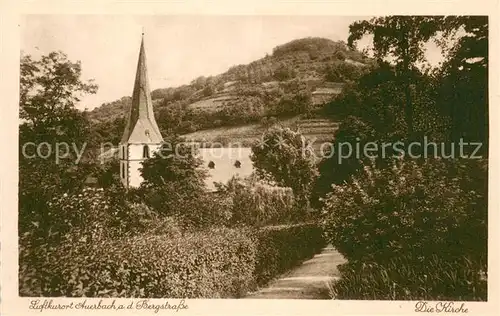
[121, 34, 163, 144]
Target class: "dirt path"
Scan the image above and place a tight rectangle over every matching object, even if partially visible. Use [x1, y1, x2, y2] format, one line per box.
[244, 246, 346, 299]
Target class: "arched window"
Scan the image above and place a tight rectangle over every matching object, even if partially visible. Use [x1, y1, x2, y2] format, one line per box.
[234, 160, 241, 168]
[208, 161, 215, 169]
[143, 145, 150, 158]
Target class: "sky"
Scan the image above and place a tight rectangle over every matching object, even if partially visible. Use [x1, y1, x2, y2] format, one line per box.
[20, 15, 444, 111]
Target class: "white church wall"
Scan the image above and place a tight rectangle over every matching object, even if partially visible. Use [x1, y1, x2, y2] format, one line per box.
[197, 147, 254, 191]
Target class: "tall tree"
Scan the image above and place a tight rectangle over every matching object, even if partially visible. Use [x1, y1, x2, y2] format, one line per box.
[437, 16, 488, 146]
[348, 16, 442, 137]
[19, 51, 98, 236]
[251, 126, 318, 211]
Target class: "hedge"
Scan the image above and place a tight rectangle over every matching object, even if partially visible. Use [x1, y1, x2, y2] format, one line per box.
[253, 223, 325, 285]
[20, 224, 325, 298]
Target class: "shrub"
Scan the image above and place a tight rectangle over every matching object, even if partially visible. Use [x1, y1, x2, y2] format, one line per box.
[321, 157, 487, 300]
[21, 227, 257, 298]
[18, 189, 161, 296]
[322, 158, 487, 263]
[328, 255, 487, 301]
[20, 223, 325, 298]
[177, 192, 233, 229]
[220, 176, 296, 226]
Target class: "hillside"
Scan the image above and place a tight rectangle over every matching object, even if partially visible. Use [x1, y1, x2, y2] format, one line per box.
[182, 117, 339, 147]
[88, 37, 373, 143]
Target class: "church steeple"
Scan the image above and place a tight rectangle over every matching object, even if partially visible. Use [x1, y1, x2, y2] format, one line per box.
[121, 34, 163, 144]
[119, 34, 164, 188]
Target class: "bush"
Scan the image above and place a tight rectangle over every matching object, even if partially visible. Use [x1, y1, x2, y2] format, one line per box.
[22, 227, 256, 298]
[322, 158, 486, 263]
[20, 223, 325, 298]
[321, 157, 487, 300]
[251, 126, 318, 210]
[18, 189, 162, 296]
[219, 176, 296, 227]
[328, 255, 487, 301]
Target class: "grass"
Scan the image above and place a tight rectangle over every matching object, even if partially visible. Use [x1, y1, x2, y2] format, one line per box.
[327, 255, 487, 301]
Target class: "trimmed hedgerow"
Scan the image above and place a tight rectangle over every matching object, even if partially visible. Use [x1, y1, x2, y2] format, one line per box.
[20, 223, 324, 298]
[253, 223, 326, 286]
[25, 227, 256, 298]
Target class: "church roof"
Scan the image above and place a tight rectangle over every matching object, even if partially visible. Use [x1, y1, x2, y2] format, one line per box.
[121, 35, 163, 144]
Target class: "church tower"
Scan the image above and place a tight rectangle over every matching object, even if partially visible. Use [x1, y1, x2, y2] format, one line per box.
[120, 34, 163, 188]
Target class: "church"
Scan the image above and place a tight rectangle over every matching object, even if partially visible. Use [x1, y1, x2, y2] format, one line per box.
[120, 35, 253, 189]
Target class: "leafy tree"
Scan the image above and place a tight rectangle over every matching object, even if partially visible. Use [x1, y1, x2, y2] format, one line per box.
[139, 136, 207, 216]
[20, 51, 98, 129]
[251, 126, 318, 211]
[19, 51, 98, 250]
[436, 16, 488, 148]
[348, 16, 442, 136]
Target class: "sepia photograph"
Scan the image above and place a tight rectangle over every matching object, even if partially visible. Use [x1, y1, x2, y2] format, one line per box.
[3, 6, 493, 313]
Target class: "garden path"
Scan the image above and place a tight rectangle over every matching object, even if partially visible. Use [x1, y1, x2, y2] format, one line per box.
[244, 246, 346, 299]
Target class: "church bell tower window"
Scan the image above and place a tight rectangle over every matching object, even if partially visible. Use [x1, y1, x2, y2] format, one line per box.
[143, 145, 150, 159]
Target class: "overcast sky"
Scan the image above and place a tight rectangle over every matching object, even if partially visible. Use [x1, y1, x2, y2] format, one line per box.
[20, 15, 444, 111]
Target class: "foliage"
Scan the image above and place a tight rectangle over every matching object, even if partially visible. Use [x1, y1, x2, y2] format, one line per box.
[348, 16, 443, 135]
[18, 187, 160, 295]
[19, 51, 99, 249]
[321, 157, 487, 265]
[93, 158, 121, 188]
[328, 255, 487, 301]
[21, 227, 256, 298]
[251, 126, 318, 209]
[140, 136, 206, 188]
[217, 176, 296, 227]
[20, 51, 98, 127]
[252, 224, 326, 286]
[20, 223, 324, 298]
[311, 116, 375, 206]
[324, 60, 367, 83]
[436, 16, 488, 147]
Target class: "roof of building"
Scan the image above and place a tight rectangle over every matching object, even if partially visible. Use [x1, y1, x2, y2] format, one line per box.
[121, 36, 163, 144]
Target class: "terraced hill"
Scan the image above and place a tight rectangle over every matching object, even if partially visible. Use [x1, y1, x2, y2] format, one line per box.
[182, 117, 339, 149]
[88, 37, 371, 144]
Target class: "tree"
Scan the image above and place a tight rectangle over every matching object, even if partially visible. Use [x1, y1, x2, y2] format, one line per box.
[251, 126, 318, 211]
[348, 16, 442, 136]
[19, 51, 98, 245]
[20, 51, 98, 129]
[436, 16, 488, 148]
[139, 136, 207, 215]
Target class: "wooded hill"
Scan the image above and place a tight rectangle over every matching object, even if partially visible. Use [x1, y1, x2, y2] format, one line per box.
[87, 37, 373, 144]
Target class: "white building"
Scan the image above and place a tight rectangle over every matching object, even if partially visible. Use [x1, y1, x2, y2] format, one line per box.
[197, 147, 254, 191]
[119, 35, 255, 189]
[119, 35, 163, 188]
